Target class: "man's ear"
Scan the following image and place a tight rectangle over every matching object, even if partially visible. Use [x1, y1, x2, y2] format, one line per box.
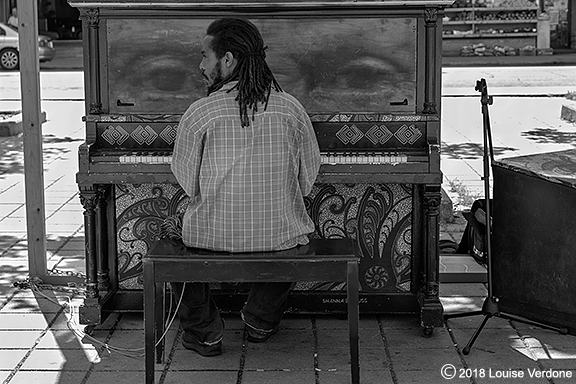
[223, 51, 236, 69]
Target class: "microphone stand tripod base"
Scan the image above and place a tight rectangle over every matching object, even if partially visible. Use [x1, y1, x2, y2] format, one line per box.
[447, 296, 568, 355]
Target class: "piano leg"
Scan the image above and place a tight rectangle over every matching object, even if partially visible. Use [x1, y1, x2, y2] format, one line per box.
[420, 185, 443, 335]
[96, 185, 111, 291]
[79, 184, 101, 325]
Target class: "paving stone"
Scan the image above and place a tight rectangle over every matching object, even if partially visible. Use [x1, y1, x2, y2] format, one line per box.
[20, 348, 97, 370]
[244, 339, 314, 371]
[394, 369, 471, 383]
[0, 296, 64, 313]
[387, 347, 464, 371]
[88, 348, 144, 371]
[317, 327, 383, 349]
[460, 345, 543, 371]
[161, 370, 238, 384]
[112, 312, 145, 330]
[0, 218, 27, 233]
[445, 314, 513, 331]
[49, 257, 85, 273]
[0, 236, 22, 256]
[50, 313, 87, 331]
[317, 346, 389, 371]
[83, 371, 153, 384]
[314, 316, 350, 330]
[0, 272, 27, 296]
[277, 314, 312, 330]
[0, 313, 57, 330]
[241, 370, 315, 384]
[515, 329, 576, 353]
[538, 358, 576, 371]
[51, 239, 85, 252]
[378, 314, 422, 330]
[0, 350, 28, 369]
[383, 327, 454, 349]
[264, 328, 314, 348]
[474, 373, 551, 383]
[0, 371, 10, 382]
[449, 324, 520, 351]
[0, 203, 22, 217]
[318, 369, 390, 384]
[36, 329, 95, 350]
[47, 249, 82, 261]
[4, 370, 87, 384]
[0, 330, 43, 348]
[0, 189, 26, 204]
[96, 328, 176, 361]
[0, 285, 19, 297]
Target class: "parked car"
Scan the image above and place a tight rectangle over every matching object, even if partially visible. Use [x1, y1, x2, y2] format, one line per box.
[0, 22, 56, 70]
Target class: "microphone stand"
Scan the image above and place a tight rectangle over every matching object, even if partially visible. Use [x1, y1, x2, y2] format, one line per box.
[444, 78, 567, 355]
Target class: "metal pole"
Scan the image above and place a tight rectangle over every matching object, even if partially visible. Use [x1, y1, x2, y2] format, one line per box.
[17, 0, 47, 277]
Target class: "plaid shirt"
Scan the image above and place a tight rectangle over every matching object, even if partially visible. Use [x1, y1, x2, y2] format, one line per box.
[172, 82, 320, 252]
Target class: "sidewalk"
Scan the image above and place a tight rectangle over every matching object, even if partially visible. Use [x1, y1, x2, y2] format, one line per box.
[2, 48, 576, 383]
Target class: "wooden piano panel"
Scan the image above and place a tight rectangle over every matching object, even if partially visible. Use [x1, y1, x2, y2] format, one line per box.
[107, 17, 416, 115]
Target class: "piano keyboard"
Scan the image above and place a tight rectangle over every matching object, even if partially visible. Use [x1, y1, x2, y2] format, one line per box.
[320, 153, 408, 165]
[117, 153, 409, 165]
[119, 154, 172, 164]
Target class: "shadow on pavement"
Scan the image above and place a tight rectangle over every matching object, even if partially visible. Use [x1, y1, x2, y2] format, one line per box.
[0, 134, 83, 177]
[441, 142, 517, 160]
[521, 127, 576, 145]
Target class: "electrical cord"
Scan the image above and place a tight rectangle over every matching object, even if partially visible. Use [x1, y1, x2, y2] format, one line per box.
[27, 280, 185, 358]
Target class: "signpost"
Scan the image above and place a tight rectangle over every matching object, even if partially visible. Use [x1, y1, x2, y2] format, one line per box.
[17, 0, 47, 277]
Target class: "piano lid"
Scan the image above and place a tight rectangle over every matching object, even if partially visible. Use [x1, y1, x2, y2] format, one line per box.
[69, 0, 455, 8]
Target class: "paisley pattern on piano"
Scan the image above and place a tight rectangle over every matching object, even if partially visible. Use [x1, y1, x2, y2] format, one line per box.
[306, 184, 412, 292]
[114, 183, 412, 293]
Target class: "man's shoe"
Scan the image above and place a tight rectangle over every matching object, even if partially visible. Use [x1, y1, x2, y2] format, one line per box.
[245, 325, 279, 343]
[182, 333, 222, 357]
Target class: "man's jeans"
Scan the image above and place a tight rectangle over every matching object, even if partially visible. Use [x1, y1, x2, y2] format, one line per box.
[170, 282, 292, 345]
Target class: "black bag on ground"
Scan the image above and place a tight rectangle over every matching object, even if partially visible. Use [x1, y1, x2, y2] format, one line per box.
[455, 199, 492, 267]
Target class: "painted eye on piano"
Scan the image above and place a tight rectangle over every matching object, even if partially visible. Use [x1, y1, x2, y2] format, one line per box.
[289, 52, 411, 111]
[119, 54, 199, 95]
[337, 57, 403, 89]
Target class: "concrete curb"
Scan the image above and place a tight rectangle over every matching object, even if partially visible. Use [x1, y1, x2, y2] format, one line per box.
[0, 111, 47, 136]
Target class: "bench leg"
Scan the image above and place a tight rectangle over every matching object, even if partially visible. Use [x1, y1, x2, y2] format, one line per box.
[143, 264, 156, 384]
[155, 283, 166, 363]
[347, 260, 360, 384]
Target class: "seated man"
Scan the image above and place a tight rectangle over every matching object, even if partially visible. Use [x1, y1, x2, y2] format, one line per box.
[168, 17, 320, 356]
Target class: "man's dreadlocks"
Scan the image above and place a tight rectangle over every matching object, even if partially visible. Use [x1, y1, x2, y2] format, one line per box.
[206, 18, 282, 127]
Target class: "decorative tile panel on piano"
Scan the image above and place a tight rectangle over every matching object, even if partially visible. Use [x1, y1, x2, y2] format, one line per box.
[114, 183, 413, 311]
[72, 0, 451, 332]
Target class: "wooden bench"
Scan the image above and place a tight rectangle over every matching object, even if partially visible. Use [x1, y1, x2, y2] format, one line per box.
[143, 237, 360, 384]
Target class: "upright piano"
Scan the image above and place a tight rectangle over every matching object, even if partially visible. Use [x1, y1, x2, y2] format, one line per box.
[70, 0, 452, 333]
